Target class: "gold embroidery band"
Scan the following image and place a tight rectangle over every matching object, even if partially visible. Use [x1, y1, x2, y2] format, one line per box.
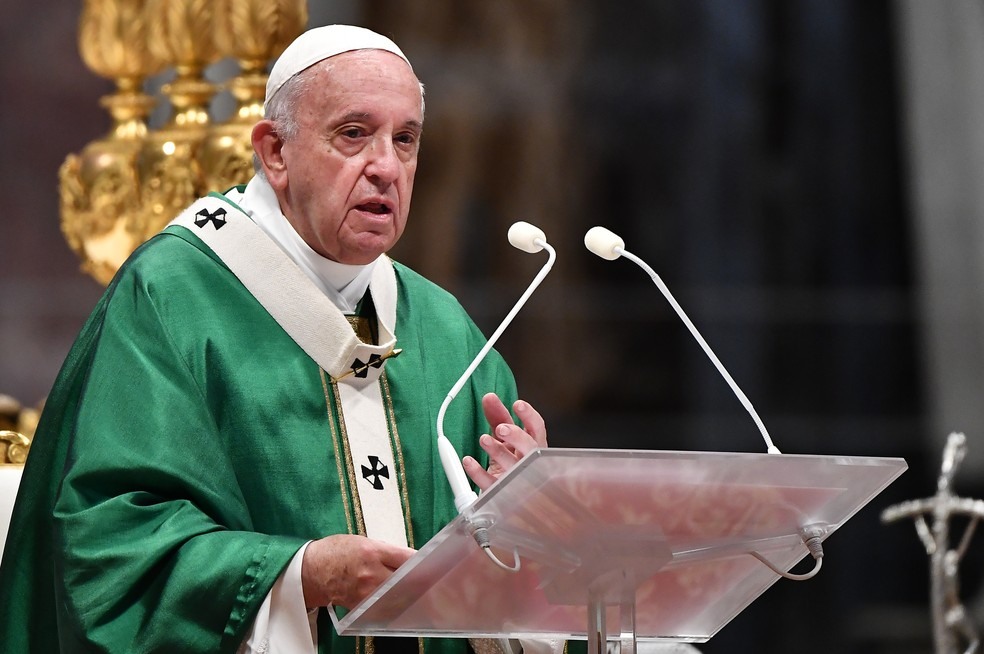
[321, 369, 356, 535]
[330, 376, 368, 537]
[380, 372, 415, 549]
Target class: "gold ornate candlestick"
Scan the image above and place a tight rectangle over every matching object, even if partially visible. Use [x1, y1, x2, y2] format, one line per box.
[135, 0, 222, 243]
[59, 0, 165, 285]
[60, 0, 307, 286]
[201, 0, 307, 193]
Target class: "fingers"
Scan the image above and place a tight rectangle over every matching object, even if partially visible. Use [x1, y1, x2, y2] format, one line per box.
[463, 454, 498, 490]
[489, 424, 537, 458]
[378, 542, 417, 570]
[478, 425, 534, 482]
[474, 393, 549, 489]
[482, 392, 548, 448]
[513, 399, 547, 447]
[481, 392, 513, 428]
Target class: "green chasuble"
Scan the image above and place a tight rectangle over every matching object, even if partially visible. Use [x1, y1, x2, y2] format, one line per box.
[0, 210, 517, 652]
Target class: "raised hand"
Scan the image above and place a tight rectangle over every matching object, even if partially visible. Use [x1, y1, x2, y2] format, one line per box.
[461, 392, 547, 491]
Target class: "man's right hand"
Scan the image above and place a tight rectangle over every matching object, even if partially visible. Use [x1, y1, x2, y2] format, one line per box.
[301, 534, 416, 609]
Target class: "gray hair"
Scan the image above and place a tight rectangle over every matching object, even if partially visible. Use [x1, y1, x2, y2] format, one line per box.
[253, 58, 426, 177]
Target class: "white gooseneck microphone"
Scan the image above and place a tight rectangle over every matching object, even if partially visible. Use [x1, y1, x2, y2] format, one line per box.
[437, 221, 556, 513]
[584, 226, 781, 454]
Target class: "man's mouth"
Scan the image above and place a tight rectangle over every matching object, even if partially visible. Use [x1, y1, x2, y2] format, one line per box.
[356, 201, 392, 215]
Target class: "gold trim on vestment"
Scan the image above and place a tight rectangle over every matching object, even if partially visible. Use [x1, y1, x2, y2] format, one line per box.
[320, 369, 356, 536]
[325, 369, 373, 654]
[330, 378, 368, 538]
[380, 372, 415, 549]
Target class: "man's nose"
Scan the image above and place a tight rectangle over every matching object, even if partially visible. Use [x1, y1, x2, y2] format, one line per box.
[364, 137, 401, 184]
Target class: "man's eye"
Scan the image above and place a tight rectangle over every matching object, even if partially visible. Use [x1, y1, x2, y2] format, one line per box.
[395, 133, 417, 146]
[341, 128, 363, 139]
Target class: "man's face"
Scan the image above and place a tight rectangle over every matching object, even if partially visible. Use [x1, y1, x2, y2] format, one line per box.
[276, 50, 423, 264]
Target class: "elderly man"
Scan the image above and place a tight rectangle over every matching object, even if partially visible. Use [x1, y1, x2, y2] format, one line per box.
[0, 25, 547, 654]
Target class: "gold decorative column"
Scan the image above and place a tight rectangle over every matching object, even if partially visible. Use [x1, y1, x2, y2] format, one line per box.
[134, 0, 221, 243]
[201, 0, 308, 192]
[59, 0, 307, 287]
[59, 0, 165, 285]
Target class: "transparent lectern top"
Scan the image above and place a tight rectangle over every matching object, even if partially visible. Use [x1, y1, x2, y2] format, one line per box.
[333, 448, 906, 643]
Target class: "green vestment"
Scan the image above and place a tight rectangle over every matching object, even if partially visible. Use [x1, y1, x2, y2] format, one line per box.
[0, 209, 516, 653]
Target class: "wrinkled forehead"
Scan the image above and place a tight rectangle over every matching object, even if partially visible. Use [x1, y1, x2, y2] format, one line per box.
[299, 51, 423, 122]
[284, 51, 426, 133]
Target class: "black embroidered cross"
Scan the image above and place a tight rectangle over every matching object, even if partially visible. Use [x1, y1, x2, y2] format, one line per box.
[350, 353, 384, 379]
[194, 207, 227, 230]
[361, 456, 389, 490]
[335, 349, 403, 382]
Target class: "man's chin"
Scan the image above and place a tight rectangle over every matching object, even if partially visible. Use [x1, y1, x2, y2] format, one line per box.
[335, 240, 394, 266]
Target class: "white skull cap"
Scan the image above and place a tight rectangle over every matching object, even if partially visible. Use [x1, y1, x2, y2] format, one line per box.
[264, 24, 412, 114]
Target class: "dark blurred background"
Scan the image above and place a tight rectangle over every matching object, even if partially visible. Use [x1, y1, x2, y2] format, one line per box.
[4, 1, 984, 652]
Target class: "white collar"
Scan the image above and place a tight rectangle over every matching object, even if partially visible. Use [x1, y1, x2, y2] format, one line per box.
[233, 176, 377, 313]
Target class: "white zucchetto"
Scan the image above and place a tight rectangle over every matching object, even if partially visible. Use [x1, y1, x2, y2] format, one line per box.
[264, 24, 412, 113]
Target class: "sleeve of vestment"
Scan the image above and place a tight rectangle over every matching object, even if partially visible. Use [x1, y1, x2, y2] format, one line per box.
[52, 262, 308, 653]
[238, 543, 317, 654]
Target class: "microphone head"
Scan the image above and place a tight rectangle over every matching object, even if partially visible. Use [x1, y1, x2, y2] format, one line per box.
[584, 226, 624, 260]
[508, 221, 547, 253]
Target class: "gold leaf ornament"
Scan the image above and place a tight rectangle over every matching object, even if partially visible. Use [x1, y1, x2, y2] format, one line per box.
[213, 0, 308, 72]
[146, 0, 220, 71]
[78, 0, 165, 82]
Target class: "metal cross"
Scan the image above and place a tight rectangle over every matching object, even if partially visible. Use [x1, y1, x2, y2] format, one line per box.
[883, 432, 984, 654]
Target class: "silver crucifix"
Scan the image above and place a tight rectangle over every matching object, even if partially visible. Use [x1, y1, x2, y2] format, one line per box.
[882, 432, 984, 654]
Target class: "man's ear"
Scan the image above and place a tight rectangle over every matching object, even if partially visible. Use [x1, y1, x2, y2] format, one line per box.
[252, 120, 288, 190]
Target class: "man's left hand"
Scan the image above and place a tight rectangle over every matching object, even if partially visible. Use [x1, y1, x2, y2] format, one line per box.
[462, 392, 547, 491]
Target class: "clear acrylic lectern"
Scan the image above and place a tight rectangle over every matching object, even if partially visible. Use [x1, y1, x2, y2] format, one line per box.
[332, 448, 907, 653]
